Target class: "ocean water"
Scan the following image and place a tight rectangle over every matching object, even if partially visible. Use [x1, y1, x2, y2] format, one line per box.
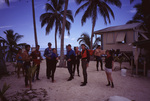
[39, 48, 67, 58]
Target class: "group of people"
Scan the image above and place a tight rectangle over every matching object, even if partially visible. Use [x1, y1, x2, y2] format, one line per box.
[66, 44, 90, 86]
[16, 43, 58, 88]
[65, 44, 114, 87]
[16, 42, 114, 88]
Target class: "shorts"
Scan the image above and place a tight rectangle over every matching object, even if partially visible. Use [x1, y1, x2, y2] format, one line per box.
[105, 67, 112, 73]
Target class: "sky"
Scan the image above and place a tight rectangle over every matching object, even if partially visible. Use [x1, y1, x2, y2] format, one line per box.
[0, 0, 141, 49]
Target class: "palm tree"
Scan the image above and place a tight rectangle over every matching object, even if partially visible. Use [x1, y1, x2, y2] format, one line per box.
[59, 0, 69, 67]
[130, 0, 135, 4]
[5, 0, 9, 6]
[77, 33, 101, 49]
[0, 30, 25, 62]
[40, 0, 74, 54]
[32, 0, 38, 46]
[75, 0, 122, 49]
[0, 42, 7, 77]
[127, 0, 150, 38]
[4, 0, 38, 46]
[127, 3, 144, 24]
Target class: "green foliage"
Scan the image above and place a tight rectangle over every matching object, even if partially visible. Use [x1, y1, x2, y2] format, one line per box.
[28, 65, 37, 90]
[0, 83, 10, 101]
[0, 29, 26, 62]
[115, 56, 125, 69]
[77, 33, 101, 49]
[127, 1, 150, 38]
[40, 0, 74, 35]
[75, 0, 122, 25]
[28, 65, 37, 78]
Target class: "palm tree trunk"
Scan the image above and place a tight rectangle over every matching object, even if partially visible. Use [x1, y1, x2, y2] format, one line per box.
[32, 0, 38, 46]
[55, 25, 58, 54]
[90, 23, 95, 49]
[59, 0, 69, 67]
[90, 14, 96, 49]
[0, 43, 7, 76]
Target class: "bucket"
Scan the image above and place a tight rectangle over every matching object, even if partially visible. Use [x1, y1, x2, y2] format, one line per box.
[147, 70, 150, 77]
[121, 69, 127, 76]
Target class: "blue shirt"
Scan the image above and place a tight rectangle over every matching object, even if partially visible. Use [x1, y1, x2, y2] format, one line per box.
[44, 47, 53, 58]
[51, 52, 58, 60]
[66, 49, 75, 60]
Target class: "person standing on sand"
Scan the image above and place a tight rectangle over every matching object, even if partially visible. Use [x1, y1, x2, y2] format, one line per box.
[94, 45, 103, 71]
[16, 48, 24, 78]
[23, 45, 31, 87]
[73, 47, 81, 77]
[80, 44, 90, 86]
[51, 48, 58, 83]
[30, 45, 43, 81]
[105, 50, 114, 88]
[66, 44, 76, 81]
[44, 42, 53, 79]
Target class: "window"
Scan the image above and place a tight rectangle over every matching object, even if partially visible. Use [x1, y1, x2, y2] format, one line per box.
[106, 33, 115, 44]
[116, 32, 126, 44]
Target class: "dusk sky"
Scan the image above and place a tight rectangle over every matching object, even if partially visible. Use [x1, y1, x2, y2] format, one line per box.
[0, 0, 141, 48]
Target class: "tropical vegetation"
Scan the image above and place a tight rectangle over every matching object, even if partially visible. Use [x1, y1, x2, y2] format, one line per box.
[127, 0, 150, 38]
[0, 30, 26, 62]
[77, 33, 101, 49]
[75, 0, 122, 49]
[28, 65, 37, 90]
[40, 0, 74, 54]
[4, 0, 38, 46]
[0, 83, 10, 101]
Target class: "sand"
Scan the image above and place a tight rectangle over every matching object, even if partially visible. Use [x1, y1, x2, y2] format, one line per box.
[0, 60, 150, 101]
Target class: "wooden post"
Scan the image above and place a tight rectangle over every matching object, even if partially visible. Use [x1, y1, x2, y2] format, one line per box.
[131, 56, 133, 75]
[135, 47, 138, 75]
[144, 60, 146, 76]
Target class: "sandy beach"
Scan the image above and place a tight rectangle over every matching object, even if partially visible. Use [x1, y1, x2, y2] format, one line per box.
[0, 60, 150, 101]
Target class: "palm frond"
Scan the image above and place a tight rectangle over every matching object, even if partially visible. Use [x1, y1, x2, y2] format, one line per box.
[77, 33, 91, 48]
[14, 33, 23, 43]
[57, 0, 65, 11]
[65, 20, 71, 35]
[81, 3, 93, 25]
[51, 0, 58, 10]
[40, 13, 52, 27]
[97, 2, 111, 24]
[104, 0, 122, 8]
[130, 0, 134, 4]
[75, 0, 88, 4]
[75, 2, 89, 16]
[46, 16, 55, 35]
[66, 10, 74, 22]
[45, 3, 55, 12]
[0, 83, 10, 97]
[5, 0, 9, 6]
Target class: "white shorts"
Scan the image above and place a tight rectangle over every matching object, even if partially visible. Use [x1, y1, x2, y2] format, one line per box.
[105, 68, 112, 73]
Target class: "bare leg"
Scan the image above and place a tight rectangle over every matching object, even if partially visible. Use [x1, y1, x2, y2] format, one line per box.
[105, 72, 110, 86]
[108, 73, 114, 88]
[17, 65, 20, 78]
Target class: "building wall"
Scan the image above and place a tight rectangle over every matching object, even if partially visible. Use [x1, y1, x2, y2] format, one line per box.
[102, 29, 135, 51]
